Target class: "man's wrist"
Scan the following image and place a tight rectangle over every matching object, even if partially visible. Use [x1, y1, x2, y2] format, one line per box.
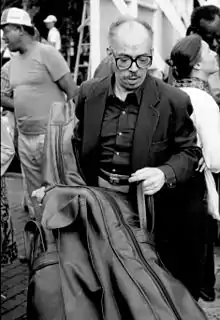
[158, 165, 176, 188]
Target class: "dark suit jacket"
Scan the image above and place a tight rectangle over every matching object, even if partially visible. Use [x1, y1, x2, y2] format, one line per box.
[75, 74, 201, 187]
[74, 74, 207, 296]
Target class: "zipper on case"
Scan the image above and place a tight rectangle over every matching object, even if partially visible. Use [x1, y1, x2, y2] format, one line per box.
[83, 187, 160, 320]
[102, 190, 182, 320]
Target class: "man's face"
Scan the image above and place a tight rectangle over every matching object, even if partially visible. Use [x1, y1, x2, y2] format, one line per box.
[109, 22, 153, 91]
[199, 15, 220, 52]
[2, 24, 21, 52]
[45, 22, 54, 30]
[198, 40, 219, 75]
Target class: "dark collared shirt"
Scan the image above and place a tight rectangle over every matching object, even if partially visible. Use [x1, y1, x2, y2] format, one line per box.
[99, 80, 143, 175]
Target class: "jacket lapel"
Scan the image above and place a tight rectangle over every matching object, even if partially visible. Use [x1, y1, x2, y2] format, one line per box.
[132, 76, 160, 172]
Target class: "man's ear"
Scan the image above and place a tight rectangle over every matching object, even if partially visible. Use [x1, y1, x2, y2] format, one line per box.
[106, 47, 112, 56]
[193, 61, 201, 71]
[18, 26, 25, 35]
[106, 48, 114, 63]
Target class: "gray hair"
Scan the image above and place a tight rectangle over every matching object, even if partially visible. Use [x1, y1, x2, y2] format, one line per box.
[108, 16, 153, 46]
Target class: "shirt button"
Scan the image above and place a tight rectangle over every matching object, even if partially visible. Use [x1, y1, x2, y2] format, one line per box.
[112, 169, 116, 172]
[115, 152, 120, 155]
[118, 132, 122, 136]
[122, 111, 126, 115]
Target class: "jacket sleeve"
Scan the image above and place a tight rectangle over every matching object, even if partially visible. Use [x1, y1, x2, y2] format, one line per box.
[159, 95, 201, 186]
[74, 81, 87, 141]
[75, 82, 85, 120]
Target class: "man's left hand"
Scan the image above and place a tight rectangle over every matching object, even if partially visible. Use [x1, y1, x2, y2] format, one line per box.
[129, 167, 165, 195]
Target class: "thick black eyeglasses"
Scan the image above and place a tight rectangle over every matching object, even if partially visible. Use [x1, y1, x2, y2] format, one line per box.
[111, 51, 153, 70]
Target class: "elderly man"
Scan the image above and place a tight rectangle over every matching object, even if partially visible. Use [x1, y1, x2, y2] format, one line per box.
[0, 7, 77, 219]
[73, 16, 206, 300]
[43, 14, 61, 51]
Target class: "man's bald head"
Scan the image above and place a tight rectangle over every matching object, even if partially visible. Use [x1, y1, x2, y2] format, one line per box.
[108, 16, 153, 50]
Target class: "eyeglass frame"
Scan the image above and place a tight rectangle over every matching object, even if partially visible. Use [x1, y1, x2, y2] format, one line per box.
[108, 48, 153, 70]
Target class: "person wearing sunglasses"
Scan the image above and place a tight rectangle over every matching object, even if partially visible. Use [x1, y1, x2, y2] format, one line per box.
[74, 16, 205, 300]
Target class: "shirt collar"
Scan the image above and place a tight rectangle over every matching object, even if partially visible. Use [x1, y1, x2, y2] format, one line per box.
[108, 73, 144, 105]
[173, 77, 211, 95]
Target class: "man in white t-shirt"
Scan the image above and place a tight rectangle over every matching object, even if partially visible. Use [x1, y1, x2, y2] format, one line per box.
[44, 15, 61, 51]
[1, 7, 77, 219]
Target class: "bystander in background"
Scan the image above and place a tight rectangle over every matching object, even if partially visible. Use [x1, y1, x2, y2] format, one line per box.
[0, 7, 78, 220]
[43, 14, 61, 51]
[186, 4, 220, 106]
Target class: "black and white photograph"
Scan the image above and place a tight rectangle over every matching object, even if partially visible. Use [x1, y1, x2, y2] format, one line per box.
[1, 0, 220, 319]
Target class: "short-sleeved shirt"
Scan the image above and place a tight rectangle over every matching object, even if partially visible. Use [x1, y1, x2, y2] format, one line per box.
[48, 27, 61, 51]
[9, 42, 70, 135]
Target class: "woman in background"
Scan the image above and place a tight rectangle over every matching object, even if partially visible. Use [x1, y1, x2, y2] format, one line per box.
[168, 34, 220, 302]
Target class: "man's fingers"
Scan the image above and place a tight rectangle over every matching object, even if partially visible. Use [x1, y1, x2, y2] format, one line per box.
[196, 157, 206, 172]
[129, 174, 154, 183]
[31, 187, 46, 202]
[129, 175, 144, 183]
[143, 181, 159, 193]
[131, 168, 149, 175]
[143, 185, 161, 195]
[199, 163, 207, 172]
[130, 167, 152, 177]
[129, 171, 152, 183]
[142, 178, 155, 189]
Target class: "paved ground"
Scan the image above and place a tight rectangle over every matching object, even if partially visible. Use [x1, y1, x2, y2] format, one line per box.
[1, 175, 28, 320]
[1, 174, 220, 320]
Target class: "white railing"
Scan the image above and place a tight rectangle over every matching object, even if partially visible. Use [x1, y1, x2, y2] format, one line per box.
[90, 0, 101, 76]
[154, 0, 186, 37]
[112, 0, 138, 17]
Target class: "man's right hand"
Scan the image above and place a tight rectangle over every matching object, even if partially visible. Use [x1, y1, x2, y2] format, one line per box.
[129, 167, 165, 195]
[32, 187, 46, 203]
[196, 157, 207, 172]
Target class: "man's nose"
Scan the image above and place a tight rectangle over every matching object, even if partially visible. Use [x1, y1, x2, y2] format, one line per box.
[2, 33, 8, 43]
[211, 49, 217, 59]
[129, 61, 138, 72]
[212, 38, 219, 51]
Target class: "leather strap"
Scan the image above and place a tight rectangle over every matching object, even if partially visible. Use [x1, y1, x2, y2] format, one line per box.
[99, 169, 129, 186]
[23, 220, 46, 265]
[31, 251, 58, 275]
[137, 182, 155, 233]
[23, 220, 56, 268]
[137, 182, 147, 230]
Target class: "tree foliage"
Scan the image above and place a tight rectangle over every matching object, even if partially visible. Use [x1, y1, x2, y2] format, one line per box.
[2, 0, 84, 62]
[1, 0, 22, 12]
[28, 0, 83, 51]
